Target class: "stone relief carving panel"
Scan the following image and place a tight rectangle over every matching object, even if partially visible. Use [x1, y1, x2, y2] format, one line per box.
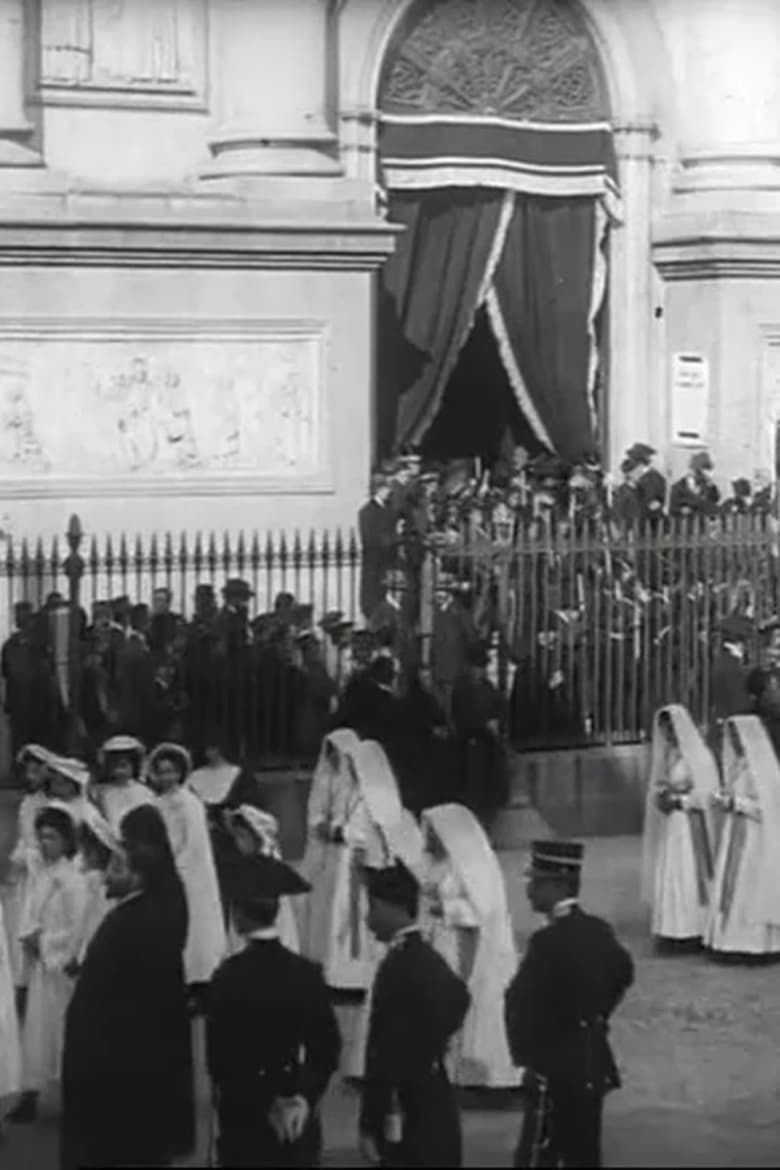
[40, 0, 203, 99]
[380, 0, 609, 122]
[0, 324, 325, 489]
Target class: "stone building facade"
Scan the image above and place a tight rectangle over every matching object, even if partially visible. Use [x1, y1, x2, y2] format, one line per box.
[0, 0, 777, 542]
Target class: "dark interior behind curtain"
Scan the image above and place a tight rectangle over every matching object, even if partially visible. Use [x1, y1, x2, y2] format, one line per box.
[378, 189, 504, 453]
[489, 194, 598, 462]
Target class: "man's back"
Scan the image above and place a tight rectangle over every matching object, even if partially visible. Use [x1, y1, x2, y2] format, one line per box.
[207, 938, 341, 1167]
[505, 906, 633, 1091]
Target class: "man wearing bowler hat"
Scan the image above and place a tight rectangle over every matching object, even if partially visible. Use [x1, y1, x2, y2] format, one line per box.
[626, 442, 667, 523]
[709, 614, 754, 758]
[206, 855, 341, 1167]
[504, 841, 633, 1168]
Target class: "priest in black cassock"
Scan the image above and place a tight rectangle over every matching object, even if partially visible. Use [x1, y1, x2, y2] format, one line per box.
[206, 854, 341, 1167]
[359, 862, 471, 1168]
[60, 806, 194, 1170]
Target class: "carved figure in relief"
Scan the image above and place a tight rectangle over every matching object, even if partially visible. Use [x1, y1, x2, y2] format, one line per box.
[155, 370, 200, 469]
[0, 385, 48, 472]
[92, 0, 181, 87]
[116, 359, 159, 471]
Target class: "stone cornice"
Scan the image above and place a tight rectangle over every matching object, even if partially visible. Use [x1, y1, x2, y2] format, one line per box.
[0, 218, 398, 270]
[653, 210, 780, 279]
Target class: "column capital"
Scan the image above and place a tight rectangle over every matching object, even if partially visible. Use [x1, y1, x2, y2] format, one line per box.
[0, 0, 42, 168]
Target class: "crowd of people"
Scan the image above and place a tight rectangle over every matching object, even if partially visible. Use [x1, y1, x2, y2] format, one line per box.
[0, 720, 636, 1168]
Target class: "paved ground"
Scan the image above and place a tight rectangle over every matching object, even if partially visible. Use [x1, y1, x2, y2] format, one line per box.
[2, 797, 780, 1167]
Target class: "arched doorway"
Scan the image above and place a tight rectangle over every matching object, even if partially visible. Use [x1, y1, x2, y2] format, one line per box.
[375, 0, 615, 467]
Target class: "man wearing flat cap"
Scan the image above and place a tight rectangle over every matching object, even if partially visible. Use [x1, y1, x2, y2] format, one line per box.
[206, 855, 341, 1167]
[626, 442, 667, 523]
[505, 841, 633, 1168]
[359, 861, 470, 1168]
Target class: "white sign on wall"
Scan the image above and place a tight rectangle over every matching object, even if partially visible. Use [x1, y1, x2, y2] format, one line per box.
[671, 353, 709, 446]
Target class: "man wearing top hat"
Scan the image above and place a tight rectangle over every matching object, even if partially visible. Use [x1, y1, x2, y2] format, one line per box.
[505, 841, 633, 1169]
[359, 861, 470, 1168]
[206, 854, 341, 1167]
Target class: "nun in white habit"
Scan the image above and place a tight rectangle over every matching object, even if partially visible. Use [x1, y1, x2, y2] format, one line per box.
[420, 803, 521, 1089]
[299, 730, 405, 991]
[146, 742, 226, 994]
[641, 705, 721, 945]
[705, 715, 780, 957]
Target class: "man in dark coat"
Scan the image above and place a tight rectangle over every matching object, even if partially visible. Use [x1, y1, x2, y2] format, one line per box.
[359, 473, 399, 620]
[505, 841, 634, 1169]
[709, 614, 754, 758]
[360, 862, 470, 1168]
[206, 855, 341, 1167]
[627, 442, 667, 523]
[60, 806, 194, 1170]
[669, 450, 721, 518]
[451, 644, 509, 826]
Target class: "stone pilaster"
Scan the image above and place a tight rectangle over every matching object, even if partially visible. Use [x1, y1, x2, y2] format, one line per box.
[202, 0, 341, 181]
[0, 0, 41, 167]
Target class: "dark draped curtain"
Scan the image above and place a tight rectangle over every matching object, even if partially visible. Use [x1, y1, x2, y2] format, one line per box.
[378, 189, 505, 454]
[489, 194, 598, 462]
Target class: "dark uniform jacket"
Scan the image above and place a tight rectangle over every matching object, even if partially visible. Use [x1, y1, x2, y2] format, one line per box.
[206, 937, 341, 1168]
[710, 649, 753, 724]
[504, 906, 633, 1093]
[60, 877, 194, 1170]
[361, 929, 470, 1168]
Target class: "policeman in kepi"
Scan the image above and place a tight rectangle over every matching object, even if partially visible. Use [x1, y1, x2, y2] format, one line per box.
[504, 841, 634, 1169]
[359, 861, 471, 1169]
[206, 854, 341, 1168]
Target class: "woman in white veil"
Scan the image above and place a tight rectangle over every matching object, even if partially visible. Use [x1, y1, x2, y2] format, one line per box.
[299, 730, 405, 991]
[419, 803, 521, 1089]
[641, 705, 721, 946]
[705, 715, 780, 958]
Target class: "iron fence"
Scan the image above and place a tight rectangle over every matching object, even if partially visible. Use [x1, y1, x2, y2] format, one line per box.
[0, 513, 775, 764]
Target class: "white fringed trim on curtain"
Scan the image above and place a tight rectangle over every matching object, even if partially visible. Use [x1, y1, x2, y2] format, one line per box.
[383, 163, 623, 223]
[484, 285, 555, 452]
[586, 200, 610, 439]
[409, 188, 517, 445]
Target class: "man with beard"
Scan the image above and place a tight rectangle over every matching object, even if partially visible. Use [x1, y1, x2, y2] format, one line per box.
[60, 805, 194, 1169]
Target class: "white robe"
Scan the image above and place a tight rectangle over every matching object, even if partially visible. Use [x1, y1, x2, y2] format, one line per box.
[420, 804, 521, 1089]
[73, 868, 112, 964]
[156, 786, 226, 984]
[299, 733, 405, 992]
[342, 808, 425, 1080]
[641, 706, 720, 941]
[2, 791, 45, 986]
[97, 780, 155, 835]
[18, 857, 87, 1091]
[706, 716, 780, 955]
[0, 900, 21, 1101]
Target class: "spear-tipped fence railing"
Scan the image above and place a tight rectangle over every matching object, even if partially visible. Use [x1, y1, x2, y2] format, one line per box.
[0, 512, 776, 765]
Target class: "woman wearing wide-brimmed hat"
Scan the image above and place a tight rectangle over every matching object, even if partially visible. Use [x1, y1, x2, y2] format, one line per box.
[93, 735, 154, 834]
[146, 742, 226, 1006]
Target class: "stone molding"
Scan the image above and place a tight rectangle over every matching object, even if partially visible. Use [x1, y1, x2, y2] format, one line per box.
[654, 213, 780, 280]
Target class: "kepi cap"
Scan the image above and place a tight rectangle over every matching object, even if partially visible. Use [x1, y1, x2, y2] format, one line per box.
[528, 839, 584, 877]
